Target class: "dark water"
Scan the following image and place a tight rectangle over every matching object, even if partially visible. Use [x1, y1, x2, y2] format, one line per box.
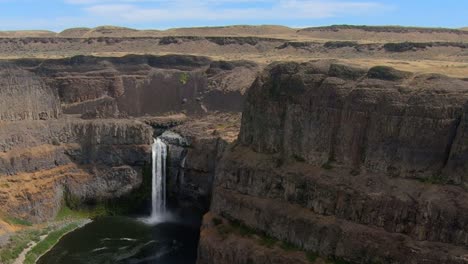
[37, 214, 200, 264]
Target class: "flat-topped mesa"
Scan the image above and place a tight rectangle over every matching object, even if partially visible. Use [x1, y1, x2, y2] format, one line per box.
[239, 61, 468, 183]
[0, 63, 61, 121]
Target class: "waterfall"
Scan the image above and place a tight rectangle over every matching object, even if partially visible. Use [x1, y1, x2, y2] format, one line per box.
[179, 156, 186, 187]
[151, 137, 167, 217]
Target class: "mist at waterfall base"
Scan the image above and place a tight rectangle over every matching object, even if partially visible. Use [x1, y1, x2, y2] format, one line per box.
[38, 138, 201, 264]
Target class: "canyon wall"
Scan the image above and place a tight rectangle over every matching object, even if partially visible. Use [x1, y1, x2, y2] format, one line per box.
[0, 55, 256, 224]
[4, 51, 468, 263]
[159, 114, 240, 211]
[0, 117, 152, 222]
[0, 64, 60, 121]
[11, 55, 259, 116]
[239, 62, 468, 182]
[0, 35, 467, 70]
[199, 62, 468, 264]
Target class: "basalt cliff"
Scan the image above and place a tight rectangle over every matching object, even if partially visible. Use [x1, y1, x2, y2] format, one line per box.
[0, 54, 258, 224]
[0, 25, 467, 264]
[198, 62, 468, 264]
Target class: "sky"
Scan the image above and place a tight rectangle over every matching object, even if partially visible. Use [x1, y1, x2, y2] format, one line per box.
[0, 0, 466, 32]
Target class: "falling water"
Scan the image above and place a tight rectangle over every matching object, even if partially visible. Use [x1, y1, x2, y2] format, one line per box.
[151, 138, 167, 217]
[179, 156, 186, 187]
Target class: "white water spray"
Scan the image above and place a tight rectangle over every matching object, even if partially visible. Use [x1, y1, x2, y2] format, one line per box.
[151, 138, 167, 217]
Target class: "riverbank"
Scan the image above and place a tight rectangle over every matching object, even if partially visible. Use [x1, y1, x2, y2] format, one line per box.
[0, 204, 103, 264]
[12, 234, 47, 264]
[24, 219, 91, 264]
[0, 225, 49, 264]
[0, 219, 90, 264]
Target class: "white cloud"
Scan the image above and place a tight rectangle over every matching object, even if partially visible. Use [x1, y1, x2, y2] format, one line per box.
[66, 0, 269, 4]
[0, 0, 390, 31]
[81, 0, 388, 22]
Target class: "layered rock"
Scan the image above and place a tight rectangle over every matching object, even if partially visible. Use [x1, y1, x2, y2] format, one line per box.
[240, 62, 468, 182]
[0, 63, 60, 121]
[12, 55, 260, 116]
[199, 62, 468, 264]
[197, 213, 315, 264]
[0, 55, 257, 223]
[158, 113, 241, 211]
[0, 116, 152, 222]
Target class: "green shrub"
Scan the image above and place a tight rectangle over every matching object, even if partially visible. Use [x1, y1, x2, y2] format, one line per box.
[306, 251, 319, 263]
[328, 256, 352, 264]
[4, 216, 32, 227]
[216, 224, 234, 239]
[212, 217, 223, 226]
[179, 72, 190, 85]
[55, 205, 107, 221]
[231, 220, 256, 237]
[0, 228, 49, 264]
[258, 233, 278, 248]
[419, 174, 448, 185]
[280, 241, 300, 251]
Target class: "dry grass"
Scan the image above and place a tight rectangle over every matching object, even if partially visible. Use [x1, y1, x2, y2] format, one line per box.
[2, 25, 467, 42]
[2, 53, 466, 78]
[0, 25, 467, 77]
[0, 50, 466, 77]
[0, 218, 20, 235]
[340, 58, 468, 78]
[0, 163, 92, 223]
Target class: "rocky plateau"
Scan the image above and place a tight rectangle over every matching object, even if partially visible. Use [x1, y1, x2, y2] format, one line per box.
[0, 25, 467, 264]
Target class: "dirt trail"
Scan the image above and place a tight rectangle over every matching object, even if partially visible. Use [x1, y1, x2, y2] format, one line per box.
[13, 234, 47, 264]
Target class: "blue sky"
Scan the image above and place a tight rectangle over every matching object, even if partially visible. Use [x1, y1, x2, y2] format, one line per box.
[0, 0, 466, 31]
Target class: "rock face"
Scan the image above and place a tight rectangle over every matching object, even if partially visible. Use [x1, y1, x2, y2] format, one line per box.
[158, 114, 241, 211]
[0, 118, 153, 222]
[0, 63, 154, 222]
[199, 62, 468, 264]
[0, 63, 61, 121]
[0, 54, 259, 223]
[240, 62, 468, 182]
[162, 132, 228, 211]
[0, 54, 256, 223]
[12, 55, 260, 116]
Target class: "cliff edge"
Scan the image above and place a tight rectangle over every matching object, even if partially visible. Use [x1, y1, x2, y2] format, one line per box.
[199, 62, 468, 264]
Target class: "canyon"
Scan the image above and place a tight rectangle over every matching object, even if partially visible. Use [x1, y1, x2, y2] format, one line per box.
[0, 54, 254, 224]
[0, 25, 467, 264]
[199, 62, 468, 264]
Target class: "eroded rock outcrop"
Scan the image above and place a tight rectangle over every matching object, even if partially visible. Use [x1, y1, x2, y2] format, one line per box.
[157, 114, 241, 211]
[0, 54, 257, 224]
[0, 117, 152, 222]
[12, 55, 260, 116]
[0, 63, 60, 121]
[199, 62, 468, 264]
[240, 62, 468, 182]
[0, 61, 154, 222]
